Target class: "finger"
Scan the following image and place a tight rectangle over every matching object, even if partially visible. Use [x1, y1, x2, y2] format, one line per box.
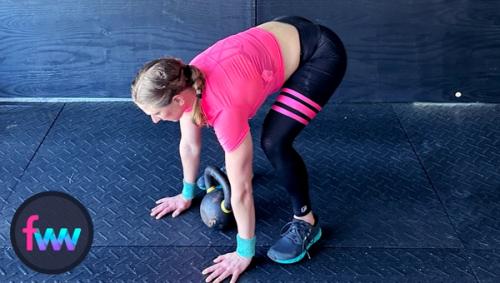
[205, 267, 223, 282]
[155, 198, 166, 204]
[213, 255, 223, 263]
[156, 207, 174, 219]
[150, 207, 160, 217]
[202, 263, 219, 275]
[151, 203, 169, 216]
[152, 202, 169, 212]
[214, 270, 231, 283]
[229, 272, 240, 283]
[172, 208, 181, 218]
[155, 207, 173, 219]
[150, 205, 162, 216]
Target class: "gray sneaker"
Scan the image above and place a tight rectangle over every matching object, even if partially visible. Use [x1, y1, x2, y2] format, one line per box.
[267, 215, 322, 264]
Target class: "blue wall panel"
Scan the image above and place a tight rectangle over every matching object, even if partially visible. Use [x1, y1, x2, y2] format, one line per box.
[0, 1, 498, 102]
[257, 0, 500, 103]
[0, 0, 253, 98]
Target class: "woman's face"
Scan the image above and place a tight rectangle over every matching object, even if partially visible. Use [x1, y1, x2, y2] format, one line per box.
[138, 95, 185, 123]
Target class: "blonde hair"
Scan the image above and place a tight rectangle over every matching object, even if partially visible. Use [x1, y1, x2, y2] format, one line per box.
[131, 57, 206, 126]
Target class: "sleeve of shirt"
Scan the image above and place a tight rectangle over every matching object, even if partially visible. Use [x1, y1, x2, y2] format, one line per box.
[212, 107, 250, 153]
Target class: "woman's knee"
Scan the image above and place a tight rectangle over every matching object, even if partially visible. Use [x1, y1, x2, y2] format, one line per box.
[260, 135, 288, 160]
[260, 135, 276, 157]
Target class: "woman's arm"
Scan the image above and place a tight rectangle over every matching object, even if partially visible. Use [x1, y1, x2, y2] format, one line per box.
[150, 112, 202, 219]
[225, 132, 255, 239]
[179, 111, 202, 184]
[202, 131, 254, 283]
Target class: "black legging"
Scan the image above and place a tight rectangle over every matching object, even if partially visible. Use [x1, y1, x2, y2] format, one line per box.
[260, 16, 347, 217]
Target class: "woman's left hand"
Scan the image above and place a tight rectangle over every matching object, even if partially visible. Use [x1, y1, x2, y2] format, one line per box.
[202, 251, 252, 283]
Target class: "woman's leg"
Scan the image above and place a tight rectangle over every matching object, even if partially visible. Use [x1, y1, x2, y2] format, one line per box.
[262, 16, 347, 264]
[261, 110, 311, 217]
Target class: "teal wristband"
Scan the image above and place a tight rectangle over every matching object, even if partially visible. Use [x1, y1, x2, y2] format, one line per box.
[181, 180, 196, 200]
[236, 234, 256, 258]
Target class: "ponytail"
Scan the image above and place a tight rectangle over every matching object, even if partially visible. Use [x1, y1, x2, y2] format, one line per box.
[184, 64, 206, 127]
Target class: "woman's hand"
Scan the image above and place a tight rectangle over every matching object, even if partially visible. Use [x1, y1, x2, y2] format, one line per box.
[202, 252, 252, 283]
[150, 194, 192, 219]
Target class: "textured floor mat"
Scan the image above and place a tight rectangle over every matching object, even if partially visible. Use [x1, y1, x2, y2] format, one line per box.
[1, 102, 498, 282]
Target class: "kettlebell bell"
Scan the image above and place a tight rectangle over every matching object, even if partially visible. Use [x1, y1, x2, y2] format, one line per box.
[200, 165, 234, 230]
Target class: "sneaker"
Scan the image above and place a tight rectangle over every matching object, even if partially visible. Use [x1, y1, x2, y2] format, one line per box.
[267, 215, 322, 264]
[196, 166, 226, 190]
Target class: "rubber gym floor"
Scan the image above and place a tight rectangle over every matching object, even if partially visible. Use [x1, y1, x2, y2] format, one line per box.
[1, 100, 499, 282]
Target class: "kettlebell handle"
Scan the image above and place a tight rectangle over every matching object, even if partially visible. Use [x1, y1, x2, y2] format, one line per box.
[203, 165, 232, 212]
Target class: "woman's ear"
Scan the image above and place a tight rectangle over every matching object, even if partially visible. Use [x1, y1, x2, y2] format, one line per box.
[173, 95, 185, 106]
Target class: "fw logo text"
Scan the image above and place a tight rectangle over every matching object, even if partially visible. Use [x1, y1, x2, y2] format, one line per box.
[22, 215, 81, 252]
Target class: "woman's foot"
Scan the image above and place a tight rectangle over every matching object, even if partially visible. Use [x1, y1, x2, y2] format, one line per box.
[267, 213, 322, 264]
[293, 211, 315, 225]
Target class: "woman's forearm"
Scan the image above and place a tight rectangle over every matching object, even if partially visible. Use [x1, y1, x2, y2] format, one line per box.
[179, 141, 201, 184]
[231, 183, 256, 239]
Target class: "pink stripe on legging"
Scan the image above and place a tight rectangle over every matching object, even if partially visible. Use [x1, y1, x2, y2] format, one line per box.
[271, 105, 309, 125]
[282, 88, 322, 111]
[276, 95, 317, 120]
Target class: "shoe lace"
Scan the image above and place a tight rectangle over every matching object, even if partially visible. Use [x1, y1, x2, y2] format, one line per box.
[279, 220, 313, 259]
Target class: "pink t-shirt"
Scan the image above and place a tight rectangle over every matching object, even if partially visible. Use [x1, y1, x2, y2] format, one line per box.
[189, 27, 285, 152]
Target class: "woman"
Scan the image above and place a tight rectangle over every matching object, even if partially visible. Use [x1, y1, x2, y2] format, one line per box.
[132, 16, 347, 283]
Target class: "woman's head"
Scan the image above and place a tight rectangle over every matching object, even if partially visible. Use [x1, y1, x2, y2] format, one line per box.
[131, 57, 206, 125]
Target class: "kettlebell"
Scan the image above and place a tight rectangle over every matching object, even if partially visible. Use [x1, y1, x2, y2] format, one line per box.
[200, 165, 234, 230]
[196, 166, 226, 190]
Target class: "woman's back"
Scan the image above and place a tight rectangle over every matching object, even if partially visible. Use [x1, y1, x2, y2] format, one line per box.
[257, 21, 301, 82]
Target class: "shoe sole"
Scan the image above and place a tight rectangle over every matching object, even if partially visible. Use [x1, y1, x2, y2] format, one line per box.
[269, 227, 322, 264]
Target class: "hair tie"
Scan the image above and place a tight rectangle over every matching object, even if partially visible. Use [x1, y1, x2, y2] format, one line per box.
[183, 65, 193, 83]
[184, 65, 201, 99]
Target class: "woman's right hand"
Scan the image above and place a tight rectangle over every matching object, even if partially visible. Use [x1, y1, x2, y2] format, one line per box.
[150, 194, 192, 219]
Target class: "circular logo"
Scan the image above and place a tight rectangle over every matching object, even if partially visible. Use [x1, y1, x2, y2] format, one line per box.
[10, 191, 93, 274]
